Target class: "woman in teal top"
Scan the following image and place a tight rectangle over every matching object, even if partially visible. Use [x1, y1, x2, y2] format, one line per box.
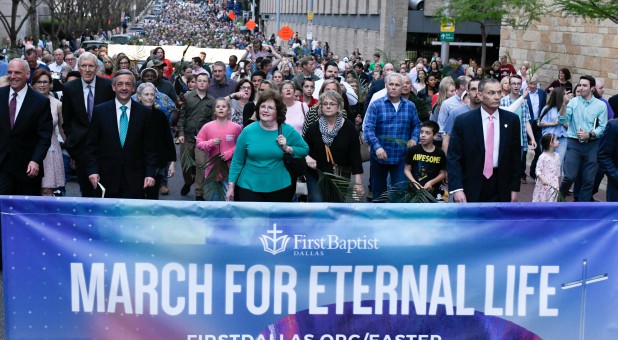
[227, 89, 309, 202]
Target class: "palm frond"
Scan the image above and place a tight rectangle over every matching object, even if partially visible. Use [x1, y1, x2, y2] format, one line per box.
[406, 92, 430, 122]
[316, 170, 357, 203]
[380, 136, 409, 148]
[201, 154, 229, 201]
[374, 181, 439, 203]
[180, 147, 197, 173]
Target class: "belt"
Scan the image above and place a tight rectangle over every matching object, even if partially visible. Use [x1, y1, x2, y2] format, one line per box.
[568, 137, 596, 144]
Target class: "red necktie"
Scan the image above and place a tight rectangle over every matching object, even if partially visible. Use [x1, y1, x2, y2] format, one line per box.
[9, 92, 17, 129]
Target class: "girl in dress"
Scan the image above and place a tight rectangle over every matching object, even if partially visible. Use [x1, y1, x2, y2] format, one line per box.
[196, 98, 242, 201]
[532, 134, 561, 202]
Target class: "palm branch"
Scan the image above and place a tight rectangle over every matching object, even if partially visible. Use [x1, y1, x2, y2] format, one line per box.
[316, 170, 357, 203]
[374, 181, 439, 203]
[406, 92, 430, 122]
[201, 154, 229, 201]
[380, 136, 410, 148]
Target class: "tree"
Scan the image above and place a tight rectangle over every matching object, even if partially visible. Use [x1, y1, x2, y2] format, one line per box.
[434, 0, 546, 68]
[0, 0, 38, 46]
[554, 0, 618, 24]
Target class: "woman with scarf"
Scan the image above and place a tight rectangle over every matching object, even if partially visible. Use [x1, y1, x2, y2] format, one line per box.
[303, 91, 364, 202]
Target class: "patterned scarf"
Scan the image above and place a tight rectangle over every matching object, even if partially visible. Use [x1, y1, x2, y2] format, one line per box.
[319, 114, 343, 146]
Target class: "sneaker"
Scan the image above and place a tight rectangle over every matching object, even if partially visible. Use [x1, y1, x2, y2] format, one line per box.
[160, 185, 169, 195]
[195, 195, 205, 201]
[181, 184, 191, 196]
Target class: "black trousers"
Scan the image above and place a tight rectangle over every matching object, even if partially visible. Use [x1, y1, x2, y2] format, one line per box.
[236, 185, 293, 202]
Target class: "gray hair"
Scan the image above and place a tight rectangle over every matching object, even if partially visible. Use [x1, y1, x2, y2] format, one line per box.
[77, 52, 97, 67]
[112, 69, 136, 86]
[10, 58, 29, 72]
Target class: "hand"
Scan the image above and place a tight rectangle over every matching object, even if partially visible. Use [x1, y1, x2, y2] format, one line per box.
[167, 162, 175, 177]
[354, 183, 365, 197]
[375, 147, 388, 160]
[407, 140, 417, 148]
[26, 161, 39, 177]
[576, 128, 588, 140]
[563, 91, 574, 105]
[212, 138, 221, 146]
[219, 153, 227, 161]
[305, 155, 317, 169]
[511, 191, 518, 202]
[226, 183, 235, 201]
[548, 87, 554, 92]
[89, 174, 100, 189]
[529, 140, 537, 150]
[522, 86, 530, 98]
[143, 177, 155, 188]
[178, 136, 185, 144]
[453, 191, 467, 203]
[423, 182, 433, 191]
[277, 135, 287, 149]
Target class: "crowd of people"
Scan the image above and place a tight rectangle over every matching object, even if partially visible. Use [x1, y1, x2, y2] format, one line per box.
[2, 11, 618, 204]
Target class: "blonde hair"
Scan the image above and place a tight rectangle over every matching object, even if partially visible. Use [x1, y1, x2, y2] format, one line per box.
[436, 77, 455, 107]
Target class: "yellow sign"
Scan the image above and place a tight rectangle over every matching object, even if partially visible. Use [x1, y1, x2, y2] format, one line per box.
[440, 22, 455, 33]
[308, 11, 314, 20]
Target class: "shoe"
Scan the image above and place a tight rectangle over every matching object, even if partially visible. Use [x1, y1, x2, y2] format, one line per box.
[195, 196, 205, 201]
[181, 184, 191, 196]
[160, 185, 169, 195]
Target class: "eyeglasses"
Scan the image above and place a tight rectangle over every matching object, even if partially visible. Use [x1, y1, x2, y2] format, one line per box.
[34, 81, 50, 85]
[259, 105, 277, 111]
[322, 102, 338, 107]
[240, 86, 252, 90]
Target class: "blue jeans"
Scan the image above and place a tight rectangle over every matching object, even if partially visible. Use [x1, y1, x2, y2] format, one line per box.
[306, 171, 324, 202]
[370, 158, 407, 201]
[560, 139, 598, 202]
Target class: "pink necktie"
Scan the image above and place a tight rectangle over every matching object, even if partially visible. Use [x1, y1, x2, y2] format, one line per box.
[483, 115, 494, 179]
[9, 92, 17, 129]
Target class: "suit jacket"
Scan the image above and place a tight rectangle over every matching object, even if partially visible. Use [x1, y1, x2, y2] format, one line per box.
[0, 86, 53, 181]
[526, 89, 547, 122]
[84, 99, 156, 198]
[447, 108, 521, 202]
[363, 78, 386, 113]
[598, 119, 618, 202]
[62, 76, 114, 158]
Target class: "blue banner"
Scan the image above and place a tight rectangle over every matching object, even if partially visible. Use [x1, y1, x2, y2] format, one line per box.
[1, 198, 617, 339]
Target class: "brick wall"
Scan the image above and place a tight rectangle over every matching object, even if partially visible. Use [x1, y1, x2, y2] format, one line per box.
[501, 16, 618, 97]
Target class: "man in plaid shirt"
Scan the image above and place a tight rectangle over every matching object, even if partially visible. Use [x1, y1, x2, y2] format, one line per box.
[364, 73, 422, 200]
[499, 75, 537, 183]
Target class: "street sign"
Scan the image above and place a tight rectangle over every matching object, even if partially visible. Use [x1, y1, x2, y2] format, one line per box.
[245, 19, 256, 31]
[440, 32, 454, 42]
[228, 11, 236, 20]
[440, 22, 455, 33]
[307, 11, 314, 20]
[278, 25, 295, 41]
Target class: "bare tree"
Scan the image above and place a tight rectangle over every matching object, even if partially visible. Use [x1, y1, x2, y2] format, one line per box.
[0, 0, 38, 45]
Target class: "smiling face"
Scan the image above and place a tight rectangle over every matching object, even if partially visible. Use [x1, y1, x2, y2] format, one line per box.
[112, 74, 135, 104]
[138, 86, 156, 107]
[258, 99, 277, 123]
[33, 73, 52, 95]
[7, 60, 29, 92]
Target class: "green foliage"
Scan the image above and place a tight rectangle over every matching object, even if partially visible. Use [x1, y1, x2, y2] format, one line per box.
[374, 182, 439, 203]
[201, 154, 230, 201]
[374, 48, 400, 66]
[554, 0, 618, 24]
[317, 170, 357, 203]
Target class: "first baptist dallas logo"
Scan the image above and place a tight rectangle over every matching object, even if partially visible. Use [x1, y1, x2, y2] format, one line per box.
[260, 224, 380, 256]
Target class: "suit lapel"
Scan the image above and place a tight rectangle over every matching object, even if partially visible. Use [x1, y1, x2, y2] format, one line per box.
[12, 87, 35, 130]
[0, 88, 9, 131]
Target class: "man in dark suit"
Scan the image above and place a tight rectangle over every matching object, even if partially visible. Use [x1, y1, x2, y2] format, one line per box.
[447, 78, 521, 203]
[84, 70, 157, 199]
[598, 119, 618, 202]
[525, 74, 547, 179]
[0, 59, 53, 195]
[62, 51, 114, 197]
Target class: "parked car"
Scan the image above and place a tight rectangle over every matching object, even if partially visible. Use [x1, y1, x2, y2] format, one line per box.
[110, 34, 131, 45]
[80, 40, 108, 50]
[127, 26, 146, 36]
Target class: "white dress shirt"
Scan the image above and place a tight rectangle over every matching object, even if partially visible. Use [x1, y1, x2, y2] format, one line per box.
[481, 107, 501, 167]
[8, 85, 28, 123]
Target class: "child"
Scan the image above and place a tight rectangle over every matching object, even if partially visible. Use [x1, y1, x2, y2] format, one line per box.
[532, 133, 561, 202]
[196, 98, 243, 201]
[404, 120, 447, 198]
